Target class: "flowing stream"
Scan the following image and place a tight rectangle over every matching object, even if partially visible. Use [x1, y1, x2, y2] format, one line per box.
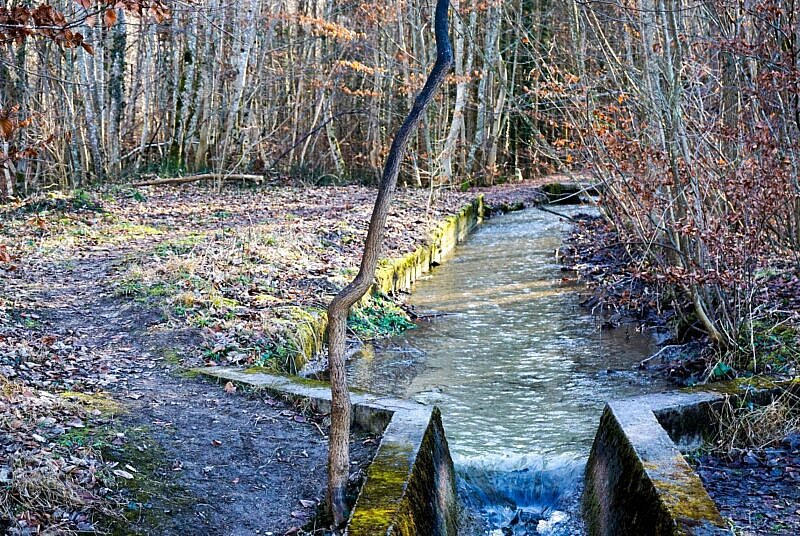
[347, 207, 672, 535]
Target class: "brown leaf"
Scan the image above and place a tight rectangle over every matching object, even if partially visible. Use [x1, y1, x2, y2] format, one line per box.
[0, 118, 14, 139]
[103, 9, 117, 27]
[223, 381, 236, 394]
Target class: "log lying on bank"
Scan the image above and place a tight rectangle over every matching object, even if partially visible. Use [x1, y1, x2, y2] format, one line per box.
[132, 173, 264, 187]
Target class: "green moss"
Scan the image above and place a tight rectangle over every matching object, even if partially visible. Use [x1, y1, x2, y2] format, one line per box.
[348, 443, 414, 533]
[100, 426, 195, 535]
[683, 375, 797, 396]
[647, 457, 724, 529]
[61, 390, 122, 416]
[349, 408, 456, 536]
[583, 407, 720, 536]
[163, 348, 180, 365]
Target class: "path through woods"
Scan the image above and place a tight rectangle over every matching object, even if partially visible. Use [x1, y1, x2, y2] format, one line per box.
[5, 247, 349, 534]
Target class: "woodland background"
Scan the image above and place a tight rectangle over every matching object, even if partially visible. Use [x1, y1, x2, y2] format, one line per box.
[2, 0, 800, 363]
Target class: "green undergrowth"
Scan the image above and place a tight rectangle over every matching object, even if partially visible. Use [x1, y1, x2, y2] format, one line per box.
[348, 293, 415, 340]
[2, 189, 104, 217]
[0, 189, 164, 254]
[735, 320, 800, 373]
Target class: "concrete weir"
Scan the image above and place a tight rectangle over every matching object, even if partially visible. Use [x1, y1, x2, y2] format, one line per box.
[583, 392, 728, 536]
[581, 382, 800, 536]
[196, 367, 457, 536]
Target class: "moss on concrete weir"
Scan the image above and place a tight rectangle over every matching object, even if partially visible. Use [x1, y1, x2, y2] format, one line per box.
[348, 443, 414, 533]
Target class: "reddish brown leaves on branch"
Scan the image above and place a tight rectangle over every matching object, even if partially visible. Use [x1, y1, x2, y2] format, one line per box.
[0, 1, 169, 48]
[0, 106, 33, 141]
[0, 4, 86, 48]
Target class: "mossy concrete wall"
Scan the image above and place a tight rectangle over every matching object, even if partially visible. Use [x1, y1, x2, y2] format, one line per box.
[375, 196, 484, 295]
[584, 383, 794, 536]
[347, 406, 457, 536]
[196, 367, 458, 535]
[281, 196, 484, 372]
[583, 395, 728, 536]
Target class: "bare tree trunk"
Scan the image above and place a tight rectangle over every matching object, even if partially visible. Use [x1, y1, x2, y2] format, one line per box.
[440, 0, 466, 184]
[109, 9, 126, 179]
[79, 37, 105, 181]
[467, 3, 501, 175]
[325, 0, 453, 526]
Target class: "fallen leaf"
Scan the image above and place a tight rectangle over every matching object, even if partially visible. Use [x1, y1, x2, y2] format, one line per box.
[223, 381, 236, 394]
[113, 469, 134, 480]
[299, 499, 315, 508]
[211, 439, 222, 446]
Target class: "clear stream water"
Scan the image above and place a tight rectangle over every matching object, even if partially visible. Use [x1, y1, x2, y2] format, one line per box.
[346, 207, 672, 535]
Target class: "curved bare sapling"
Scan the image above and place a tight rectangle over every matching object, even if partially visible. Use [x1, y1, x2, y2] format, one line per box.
[324, 0, 453, 527]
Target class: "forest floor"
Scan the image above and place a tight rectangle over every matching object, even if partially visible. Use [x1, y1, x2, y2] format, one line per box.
[692, 437, 800, 535]
[0, 180, 555, 535]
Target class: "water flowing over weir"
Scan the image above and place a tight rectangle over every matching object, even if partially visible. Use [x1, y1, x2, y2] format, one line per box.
[346, 207, 672, 535]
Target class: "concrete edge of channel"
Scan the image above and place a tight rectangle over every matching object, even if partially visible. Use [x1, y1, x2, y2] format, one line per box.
[583, 381, 799, 535]
[195, 366, 458, 536]
[284, 195, 485, 374]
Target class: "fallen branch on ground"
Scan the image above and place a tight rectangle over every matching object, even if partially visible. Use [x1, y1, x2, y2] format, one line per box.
[132, 173, 264, 187]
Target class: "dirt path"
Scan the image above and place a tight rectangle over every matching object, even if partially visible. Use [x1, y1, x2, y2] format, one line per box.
[3, 247, 373, 535]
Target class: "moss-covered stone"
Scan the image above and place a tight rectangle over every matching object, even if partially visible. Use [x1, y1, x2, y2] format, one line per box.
[583, 401, 727, 536]
[348, 407, 457, 536]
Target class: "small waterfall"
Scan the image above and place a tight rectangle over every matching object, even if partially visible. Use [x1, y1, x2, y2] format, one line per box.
[455, 453, 585, 535]
[347, 208, 672, 535]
